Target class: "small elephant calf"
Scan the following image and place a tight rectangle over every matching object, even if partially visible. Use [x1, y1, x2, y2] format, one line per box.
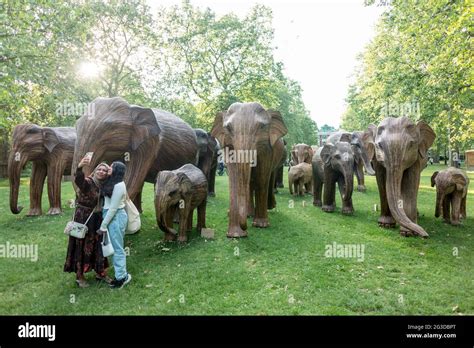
[288, 162, 312, 196]
[155, 164, 208, 242]
[431, 167, 469, 226]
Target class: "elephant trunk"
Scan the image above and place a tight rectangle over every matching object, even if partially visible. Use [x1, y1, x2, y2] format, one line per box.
[155, 193, 177, 235]
[435, 190, 444, 218]
[386, 170, 428, 237]
[229, 162, 251, 230]
[360, 147, 375, 175]
[8, 152, 26, 214]
[342, 170, 354, 201]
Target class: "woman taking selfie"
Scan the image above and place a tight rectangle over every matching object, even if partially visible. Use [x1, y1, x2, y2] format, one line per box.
[64, 156, 111, 288]
[98, 161, 131, 289]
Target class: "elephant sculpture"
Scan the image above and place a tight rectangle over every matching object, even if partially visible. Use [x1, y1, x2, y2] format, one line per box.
[155, 164, 207, 243]
[372, 117, 435, 237]
[72, 97, 198, 212]
[288, 162, 312, 196]
[211, 102, 288, 238]
[431, 167, 469, 225]
[291, 143, 313, 164]
[195, 128, 219, 197]
[8, 124, 76, 216]
[312, 142, 355, 215]
[326, 130, 375, 192]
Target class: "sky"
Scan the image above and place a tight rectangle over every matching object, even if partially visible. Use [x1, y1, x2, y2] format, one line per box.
[148, 0, 386, 128]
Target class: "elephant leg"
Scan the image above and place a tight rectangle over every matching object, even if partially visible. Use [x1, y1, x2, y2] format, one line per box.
[322, 168, 337, 213]
[374, 161, 395, 228]
[133, 187, 143, 214]
[460, 195, 467, 219]
[313, 176, 323, 207]
[197, 201, 207, 232]
[305, 181, 312, 195]
[276, 165, 284, 188]
[208, 162, 217, 197]
[289, 177, 293, 195]
[46, 162, 64, 215]
[248, 176, 255, 217]
[163, 206, 177, 241]
[186, 209, 193, 232]
[399, 163, 421, 237]
[355, 162, 366, 192]
[267, 170, 277, 210]
[27, 161, 47, 216]
[253, 157, 272, 228]
[451, 193, 462, 226]
[442, 195, 451, 223]
[338, 176, 354, 215]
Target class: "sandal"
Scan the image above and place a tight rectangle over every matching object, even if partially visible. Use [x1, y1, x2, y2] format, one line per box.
[76, 279, 90, 288]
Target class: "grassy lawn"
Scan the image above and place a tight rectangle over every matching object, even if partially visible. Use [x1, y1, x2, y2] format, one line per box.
[0, 164, 472, 315]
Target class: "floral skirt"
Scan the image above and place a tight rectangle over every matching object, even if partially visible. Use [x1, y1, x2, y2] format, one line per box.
[63, 210, 109, 275]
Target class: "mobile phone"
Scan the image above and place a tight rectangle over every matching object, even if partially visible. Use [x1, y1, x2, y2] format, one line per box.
[85, 152, 93, 161]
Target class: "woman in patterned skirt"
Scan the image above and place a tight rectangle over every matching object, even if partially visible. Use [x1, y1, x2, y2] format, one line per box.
[64, 156, 111, 287]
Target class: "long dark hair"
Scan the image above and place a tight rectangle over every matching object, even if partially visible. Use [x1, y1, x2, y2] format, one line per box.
[101, 161, 126, 197]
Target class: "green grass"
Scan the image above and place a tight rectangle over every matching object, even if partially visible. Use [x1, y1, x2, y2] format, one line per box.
[0, 164, 472, 315]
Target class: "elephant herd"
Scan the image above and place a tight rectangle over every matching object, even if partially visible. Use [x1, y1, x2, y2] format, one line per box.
[8, 97, 470, 240]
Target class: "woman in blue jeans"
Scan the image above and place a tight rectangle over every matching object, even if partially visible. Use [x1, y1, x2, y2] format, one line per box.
[98, 161, 131, 289]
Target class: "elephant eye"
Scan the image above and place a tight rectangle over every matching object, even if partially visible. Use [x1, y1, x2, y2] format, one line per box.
[225, 124, 233, 134]
[169, 189, 178, 196]
[334, 154, 341, 160]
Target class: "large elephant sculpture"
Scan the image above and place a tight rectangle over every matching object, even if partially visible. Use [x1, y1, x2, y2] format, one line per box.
[72, 97, 198, 212]
[431, 167, 469, 225]
[312, 142, 355, 215]
[9, 124, 75, 216]
[211, 102, 288, 238]
[372, 117, 435, 238]
[195, 128, 219, 197]
[155, 164, 208, 243]
[326, 130, 375, 192]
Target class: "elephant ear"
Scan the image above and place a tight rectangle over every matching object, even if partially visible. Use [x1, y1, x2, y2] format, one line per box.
[320, 144, 334, 165]
[307, 145, 314, 160]
[177, 172, 192, 196]
[130, 106, 161, 151]
[268, 110, 288, 147]
[417, 121, 436, 159]
[210, 112, 227, 146]
[42, 128, 60, 153]
[367, 124, 377, 140]
[452, 172, 467, 191]
[430, 171, 439, 187]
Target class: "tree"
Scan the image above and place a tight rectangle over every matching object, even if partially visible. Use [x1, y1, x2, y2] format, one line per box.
[342, 0, 473, 160]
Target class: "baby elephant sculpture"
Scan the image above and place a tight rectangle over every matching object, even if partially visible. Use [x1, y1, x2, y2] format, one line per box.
[312, 142, 355, 215]
[431, 167, 469, 225]
[288, 163, 312, 196]
[155, 164, 208, 243]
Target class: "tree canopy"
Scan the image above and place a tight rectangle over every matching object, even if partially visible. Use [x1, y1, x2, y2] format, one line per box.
[1, 0, 317, 147]
[342, 0, 473, 156]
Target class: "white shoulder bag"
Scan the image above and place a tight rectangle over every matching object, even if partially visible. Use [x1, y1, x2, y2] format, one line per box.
[124, 194, 141, 234]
